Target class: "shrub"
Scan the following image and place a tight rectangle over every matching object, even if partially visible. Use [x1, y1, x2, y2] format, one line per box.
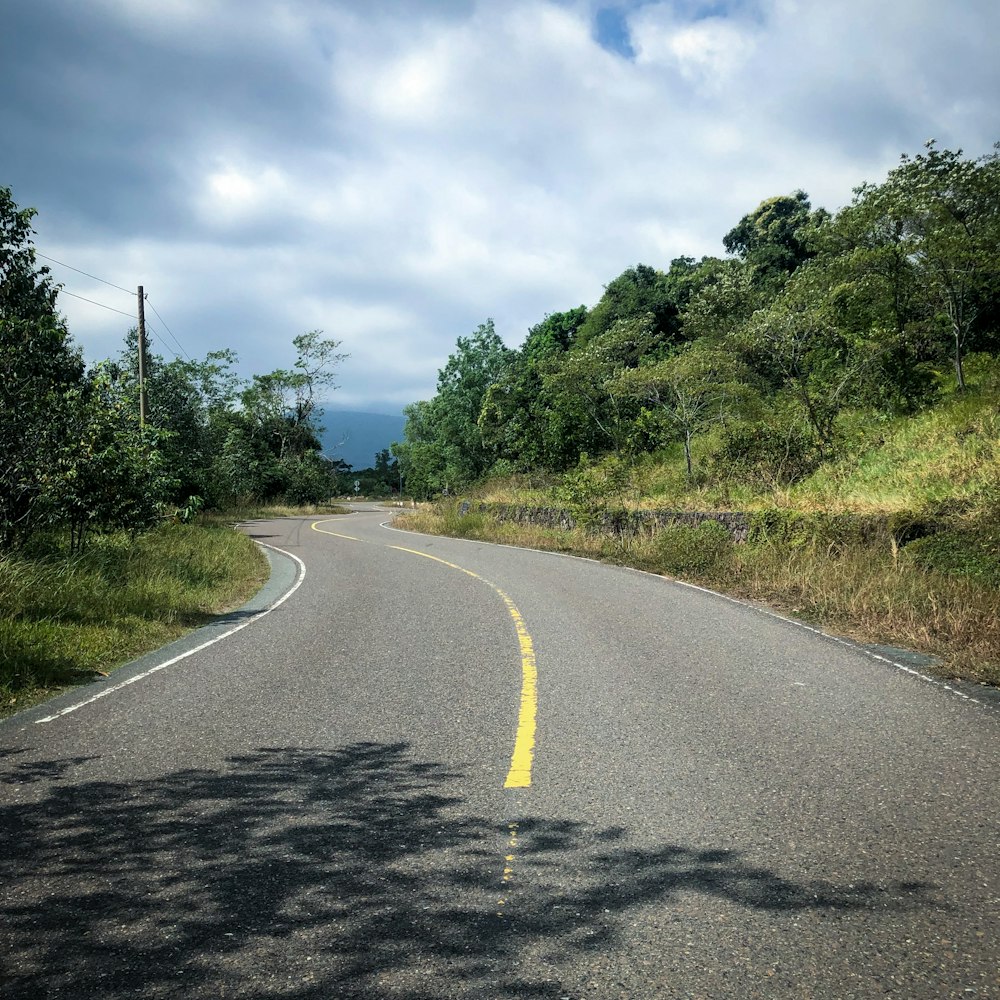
[653, 520, 733, 576]
[746, 509, 939, 551]
[439, 500, 487, 539]
[712, 420, 820, 487]
[904, 523, 1000, 588]
[551, 453, 632, 531]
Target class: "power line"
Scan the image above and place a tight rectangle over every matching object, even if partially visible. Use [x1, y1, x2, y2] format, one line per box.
[35, 252, 134, 296]
[143, 295, 193, 361]
[144, 323, 182, 362]
[60, 288, 137, 320]
[37, 248, 195, 361]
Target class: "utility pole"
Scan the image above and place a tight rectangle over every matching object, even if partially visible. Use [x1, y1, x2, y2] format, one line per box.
[137, 285, 148, 429]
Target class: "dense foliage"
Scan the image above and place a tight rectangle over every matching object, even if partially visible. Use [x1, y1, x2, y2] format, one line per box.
[397, 143, 1000, 498]
[0, 186, 346, 551]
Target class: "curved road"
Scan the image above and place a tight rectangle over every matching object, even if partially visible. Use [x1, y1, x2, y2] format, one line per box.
[2, 507, 998, 998]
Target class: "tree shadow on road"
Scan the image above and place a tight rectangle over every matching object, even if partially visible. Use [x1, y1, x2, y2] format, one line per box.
[0, 742, 935, 999]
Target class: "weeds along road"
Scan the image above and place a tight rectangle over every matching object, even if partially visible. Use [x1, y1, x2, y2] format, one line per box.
[2, 506, 998, 999]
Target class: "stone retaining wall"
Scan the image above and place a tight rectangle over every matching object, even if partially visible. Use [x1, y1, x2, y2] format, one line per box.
[458, 502, 940, 547]
[462, 502, 751, 542]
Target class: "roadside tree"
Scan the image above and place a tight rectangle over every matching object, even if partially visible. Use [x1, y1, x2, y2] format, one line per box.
[0, 187, 85, 549]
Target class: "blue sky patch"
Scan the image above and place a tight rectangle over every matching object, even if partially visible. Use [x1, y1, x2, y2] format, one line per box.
[594, 6, 636, 59]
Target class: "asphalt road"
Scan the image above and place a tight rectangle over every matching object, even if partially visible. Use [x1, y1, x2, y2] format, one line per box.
[2, 507, 998, 999]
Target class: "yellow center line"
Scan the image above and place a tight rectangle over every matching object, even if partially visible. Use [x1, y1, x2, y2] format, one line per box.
[306, 523, 539, 789]
[387, 545, 538, 790]
[310, 520, 363, 542]
[311, 527, 537, 915]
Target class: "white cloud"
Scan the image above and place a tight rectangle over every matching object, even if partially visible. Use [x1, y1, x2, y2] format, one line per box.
[199, 164, 292, 229]
[368, 46, 454, 124]
[9, 0, 1000, 413]
[632, 12, 757, 86]
[93, 0, 221, 29]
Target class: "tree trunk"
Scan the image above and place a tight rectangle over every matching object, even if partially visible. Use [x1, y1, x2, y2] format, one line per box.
[954, 324, 966, 392]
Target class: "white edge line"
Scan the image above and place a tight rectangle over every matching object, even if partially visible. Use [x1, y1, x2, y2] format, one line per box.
[670, 578, 982, 707]
[33, 542, 306, 725]
[376, 514, 988, 712]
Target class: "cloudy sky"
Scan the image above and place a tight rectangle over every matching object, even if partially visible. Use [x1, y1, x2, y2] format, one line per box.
[3, 0, 998, 413]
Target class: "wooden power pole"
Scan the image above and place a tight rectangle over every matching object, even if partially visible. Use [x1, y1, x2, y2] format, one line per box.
[137, 285, 148, 429]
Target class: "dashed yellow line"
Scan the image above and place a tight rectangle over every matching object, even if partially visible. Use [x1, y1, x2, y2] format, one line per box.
[497, 822, 520, 917]
[311, 522, 537, 916]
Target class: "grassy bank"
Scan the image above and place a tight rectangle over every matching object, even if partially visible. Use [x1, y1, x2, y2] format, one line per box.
[202, 501, 352, 525]
[0, 521, 268, 717]
[397, 503, 1000, 689]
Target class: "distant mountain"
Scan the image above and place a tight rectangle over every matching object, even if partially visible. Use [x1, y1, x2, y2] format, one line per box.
[316, 409, 406, 470]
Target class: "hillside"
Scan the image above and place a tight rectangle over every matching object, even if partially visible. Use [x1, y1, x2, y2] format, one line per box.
[467, 357, 998, 520]
[316, 409, 405, 470]
[392, 146, 1000, 506]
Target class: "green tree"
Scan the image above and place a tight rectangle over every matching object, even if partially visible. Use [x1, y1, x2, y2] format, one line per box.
[478, 357, 548, 471]
[680, 258, 760, 343]
[241, 331, 346, 464]
[116, 333, 244, 505]
[370, 448, 399, 495]
[539, 313, 660, 462]
[815, 192, 921, 339]
[0, 187, 86, 549]
[613, 344, 751, 479]
[796, 228, 935, 413]
[0, 186, 62, 323]
[395, 399, 448, 498]
[287, 330, 348, 427]
[723, 191, 825, 292]
[521, 306, 587, 363]
[226, 332, 346, 503]
[575, 264, 682, 348]
[280, 450, 339, 505]
[741, 264, 898, 456]
[476, 308, 589, 473]
[401, 320, 510, 492]
[50, 366, 171, 550]
[849, 142, 1000, 390]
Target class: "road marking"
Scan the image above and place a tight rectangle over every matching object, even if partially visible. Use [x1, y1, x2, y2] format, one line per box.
[387, 545, 538, 789]
[672, 579, 985, 707]
[497, 822, 520, 917]
[318, 519, 539, 914]
[310, 520, 363, 542]
[33, 543, 307, 725]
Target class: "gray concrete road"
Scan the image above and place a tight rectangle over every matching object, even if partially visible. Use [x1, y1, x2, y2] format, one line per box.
[1, 509, 998, 999]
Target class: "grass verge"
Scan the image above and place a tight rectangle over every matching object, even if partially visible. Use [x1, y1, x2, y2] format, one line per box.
[203, 502, 352, 524]
[0, 521, 268, 718]
[397, 506, 1000, 689]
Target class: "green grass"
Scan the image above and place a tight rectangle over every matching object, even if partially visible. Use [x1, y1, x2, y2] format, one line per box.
[0, 521, 268, 717]
[473, 357, 1000, 519]
[792, 393, 999, 516]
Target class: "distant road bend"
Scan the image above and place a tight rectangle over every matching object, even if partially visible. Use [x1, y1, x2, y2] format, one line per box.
[1, 505, 998, 999]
